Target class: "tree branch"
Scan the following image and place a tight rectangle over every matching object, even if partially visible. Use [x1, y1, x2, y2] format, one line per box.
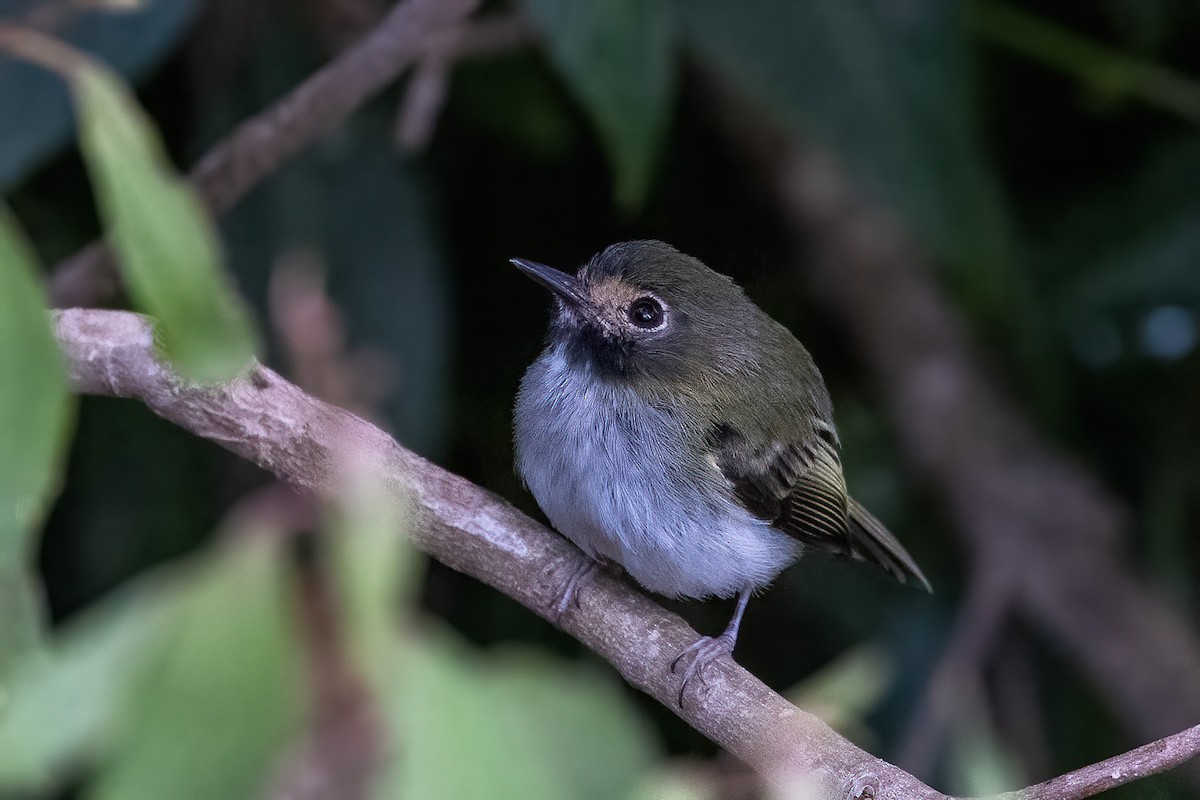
[48, 308, 1200, 799]
[997, 725, 1200, 800]
[394, 14, 537, 151]
[47, 0, 481, 308]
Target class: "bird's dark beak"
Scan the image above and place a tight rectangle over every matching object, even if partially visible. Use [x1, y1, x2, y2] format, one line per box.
[510, 258, 589, 309]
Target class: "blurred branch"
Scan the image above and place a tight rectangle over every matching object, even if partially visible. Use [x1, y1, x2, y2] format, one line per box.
[264, 252, 395, 800]
[394, 13, 537, 151]
[49, 308, 1200, 800]
[990, 632, 1052, 781]
[46, 0, 481, 308]
[974, 2, 1200, 126]
[216, 483, 383, 800]
[995, 725, 1200, 800]
[898, 569, 1011, 777]
[701, 66, 1200, 785]
[267, 249, 393, 416]
[16, 0, 137, 35]
[272, 550, 381, 800]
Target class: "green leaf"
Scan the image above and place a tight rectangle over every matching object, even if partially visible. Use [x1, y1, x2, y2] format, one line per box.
[71, 64, 259, 383]
[629, 768, 715, 800]
[522, 0, 675, 209]
[326, 467, 419, 681]
[377, 632, 658, 800]
[320, 452, 656, 799]
[1, 29, 258, 383]
[0, 570, 179, 790]
[89, 538, 303, 800]
[0, 208, 74, 677]
[682, 0, 1012, 315]
[0, 538, 303, 798]
[946, 706, 1023, 796]
[0, 0, 201, 191]
[484, 651, 659, 800]
[785, 645, 892, 746]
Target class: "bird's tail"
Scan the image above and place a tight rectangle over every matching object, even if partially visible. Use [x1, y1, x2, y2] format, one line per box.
[846, 498, 932, 592]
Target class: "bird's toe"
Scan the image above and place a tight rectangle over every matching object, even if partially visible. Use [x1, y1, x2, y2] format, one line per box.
[671, 632, 736, 707]
[550, 557, 599, 620]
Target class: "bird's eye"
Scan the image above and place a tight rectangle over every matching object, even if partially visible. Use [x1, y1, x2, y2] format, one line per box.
[627, 297, 665, 330]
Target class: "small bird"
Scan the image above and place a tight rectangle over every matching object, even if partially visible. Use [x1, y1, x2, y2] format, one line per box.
[512, 241, 929, 703]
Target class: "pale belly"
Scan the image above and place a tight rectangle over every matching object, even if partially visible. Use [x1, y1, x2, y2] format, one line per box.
[514, 349, 800, 599]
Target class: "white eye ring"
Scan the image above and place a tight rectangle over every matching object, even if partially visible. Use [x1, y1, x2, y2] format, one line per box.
[627, 294, 668, 331]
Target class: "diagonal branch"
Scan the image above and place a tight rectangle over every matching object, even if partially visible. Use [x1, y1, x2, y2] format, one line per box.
[394, 14, 537, 151]
[898, 567, 1012, 776]
[999, 724, 1200, 800]
[47, 0, 481, 308]
[49, 307, 1200, 800]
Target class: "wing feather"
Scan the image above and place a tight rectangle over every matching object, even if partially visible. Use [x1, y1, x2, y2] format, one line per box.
[709, 423, 930, 591]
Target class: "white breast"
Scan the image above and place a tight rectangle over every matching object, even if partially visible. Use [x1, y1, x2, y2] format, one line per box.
[514, 347, 800, 600]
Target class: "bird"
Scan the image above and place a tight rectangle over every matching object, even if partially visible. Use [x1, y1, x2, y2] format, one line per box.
[511, 240, 929, 704]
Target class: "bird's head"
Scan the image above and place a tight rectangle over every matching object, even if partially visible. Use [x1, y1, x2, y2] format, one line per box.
[512, 240, 760, 383]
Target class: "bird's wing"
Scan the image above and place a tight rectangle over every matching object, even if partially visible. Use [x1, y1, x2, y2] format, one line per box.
[708, 423, 930, 591]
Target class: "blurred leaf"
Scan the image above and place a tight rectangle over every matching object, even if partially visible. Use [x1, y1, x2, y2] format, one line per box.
[321, 461, 655, 799]
[522, 0, 675, 208]
[89, 536, 303, 800]
[785, 645, 891, 743]
[0, 208, 74, 677]
[378, 633, 658, 800]
[490, 651, 657, 799]
[1066, 213, 1200, 316]
[0, 31, 258, 382]
[975, 3, 1200, 126]
[630, 767, 715, 800]
[0, 568, 178, 790]
[326, 467, 418, 680]
[40, 396, 225, 618]
[0, 535, 299, 798]
[682, 0, 1012, 314]
[946, 707, 1023, 796]
[70, 61, 260, 383]
[0, 0, 200, 190]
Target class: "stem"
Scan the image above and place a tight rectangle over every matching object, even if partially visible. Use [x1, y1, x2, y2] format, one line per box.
[974, 2, 1200, 126]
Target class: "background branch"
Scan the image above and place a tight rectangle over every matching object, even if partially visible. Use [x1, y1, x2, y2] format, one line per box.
[394, 14, 537, 151]
[49, 307, 1200, 800]
[1001, 725, 1200, 800]
[46, 0, 481, 308]
[897, 568, 1011, 775]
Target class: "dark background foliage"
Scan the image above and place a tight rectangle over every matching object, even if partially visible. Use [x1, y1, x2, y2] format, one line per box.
[3, 0, 1200, 796]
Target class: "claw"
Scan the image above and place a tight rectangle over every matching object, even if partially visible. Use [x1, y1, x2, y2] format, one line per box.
[671, 631, 737, 707]
[670, 588, 753, 708]
[551, 558, 599, 620]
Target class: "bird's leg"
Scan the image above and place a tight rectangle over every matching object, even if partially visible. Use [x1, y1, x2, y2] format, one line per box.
[671, 588, 752, 707]
[550, 556, 601, 620]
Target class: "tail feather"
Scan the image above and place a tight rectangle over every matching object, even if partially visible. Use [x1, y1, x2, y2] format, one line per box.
[846, 498, 932, 593]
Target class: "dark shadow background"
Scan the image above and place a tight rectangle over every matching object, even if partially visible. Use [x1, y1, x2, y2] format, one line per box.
[5, 0, 1200, 796]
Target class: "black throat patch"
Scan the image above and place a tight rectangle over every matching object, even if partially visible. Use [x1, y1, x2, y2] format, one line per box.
[556, 320, 634, 376]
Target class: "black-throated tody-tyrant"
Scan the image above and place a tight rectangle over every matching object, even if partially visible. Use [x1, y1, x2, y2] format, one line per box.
[512, 241, 929, 703]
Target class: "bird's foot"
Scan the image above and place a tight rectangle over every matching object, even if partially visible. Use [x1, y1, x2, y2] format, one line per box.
[550, 557, 600, 620]
[670, 630, 737, 708]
